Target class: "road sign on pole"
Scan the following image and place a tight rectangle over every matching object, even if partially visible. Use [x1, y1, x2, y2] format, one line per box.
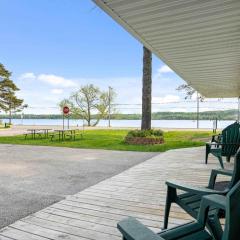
[63, 106, 70, 115]
[62, 106, 70, 130]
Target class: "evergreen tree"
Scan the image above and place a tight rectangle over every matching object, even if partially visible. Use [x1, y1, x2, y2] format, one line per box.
[0, 64, 26, 124]
[0, 63, 11, 79]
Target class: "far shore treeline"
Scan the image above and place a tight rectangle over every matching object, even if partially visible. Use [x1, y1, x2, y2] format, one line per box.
[0, 109, 238, 121]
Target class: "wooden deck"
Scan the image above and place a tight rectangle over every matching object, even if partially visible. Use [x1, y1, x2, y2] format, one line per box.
[0, 147, 232, 240]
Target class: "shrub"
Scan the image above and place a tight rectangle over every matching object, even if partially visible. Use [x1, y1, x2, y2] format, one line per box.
[126, 129, 164, 138]
[125, 129, 164, 145]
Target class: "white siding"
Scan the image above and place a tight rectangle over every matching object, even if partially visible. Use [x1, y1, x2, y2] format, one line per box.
[94, 0, 240, 98]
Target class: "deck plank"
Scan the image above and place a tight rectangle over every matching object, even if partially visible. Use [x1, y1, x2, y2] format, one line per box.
[0, 147, 232, 239]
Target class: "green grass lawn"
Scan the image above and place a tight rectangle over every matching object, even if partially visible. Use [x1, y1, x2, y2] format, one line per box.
[0, 129, 212, 152]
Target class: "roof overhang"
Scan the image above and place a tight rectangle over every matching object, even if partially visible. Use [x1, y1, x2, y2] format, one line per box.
[94, 0, 240, 98]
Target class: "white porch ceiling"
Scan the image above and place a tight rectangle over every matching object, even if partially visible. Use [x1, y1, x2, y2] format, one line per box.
[94, 0, 240, 98]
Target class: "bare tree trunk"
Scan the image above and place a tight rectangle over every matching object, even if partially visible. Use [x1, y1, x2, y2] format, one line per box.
[141, 46, 152, 130]
[9, 109, 12, 125]
[87, 104, 91, 126]
[87, 117, 91, 126]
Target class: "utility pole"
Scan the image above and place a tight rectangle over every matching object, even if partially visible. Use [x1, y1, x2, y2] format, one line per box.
[21, 113, 24, 125]
[108, 86, 111, 127]
[197, 92, 199, 129]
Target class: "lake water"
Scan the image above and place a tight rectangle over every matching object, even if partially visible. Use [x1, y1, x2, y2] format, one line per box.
[0, 119, 235, 129]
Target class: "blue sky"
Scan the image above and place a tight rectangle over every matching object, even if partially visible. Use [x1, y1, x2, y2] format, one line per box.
[0, 0, 236, 114]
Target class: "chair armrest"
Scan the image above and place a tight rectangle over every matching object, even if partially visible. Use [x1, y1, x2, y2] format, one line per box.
[211, 134, 222, 142]
[211, 143, 240, 146]
[208, 169, 233, 188]
[166, 180, 222, 195]
[197, 194, 226, 225]
[117, 217, 164, 240]
[158, 222, 202, 240]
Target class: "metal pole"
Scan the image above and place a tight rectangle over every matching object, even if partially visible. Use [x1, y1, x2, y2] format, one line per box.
[21, 113, 24, 125]
[197, 92, 199, 129]
[62, 113, 64, 130]
[108, 86, 111, 127]
[238, 97, 240, 122]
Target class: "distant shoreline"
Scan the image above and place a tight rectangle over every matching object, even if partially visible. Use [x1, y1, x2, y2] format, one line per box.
[0, 119, 235, 132]
[0, 109, 238, 121]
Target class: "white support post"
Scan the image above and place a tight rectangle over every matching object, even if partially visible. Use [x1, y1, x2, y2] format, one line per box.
[197, 92, 199, 129]
[238, 97, 240, 122]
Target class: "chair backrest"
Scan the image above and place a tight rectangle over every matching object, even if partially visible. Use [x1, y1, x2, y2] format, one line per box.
[221, 122, 240, 156]
[228, 148, 240, 190]
[223, 179, 240, 240]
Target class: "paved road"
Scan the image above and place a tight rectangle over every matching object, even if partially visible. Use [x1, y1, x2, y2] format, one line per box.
[0, 144, 158, 228]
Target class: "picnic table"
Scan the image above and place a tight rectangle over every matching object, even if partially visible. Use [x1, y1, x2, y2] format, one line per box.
[26, 128, 52, 139]
[53, 129, 77, 141]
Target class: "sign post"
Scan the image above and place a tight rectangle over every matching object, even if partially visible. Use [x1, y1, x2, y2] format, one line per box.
[62, 106, 70, 130]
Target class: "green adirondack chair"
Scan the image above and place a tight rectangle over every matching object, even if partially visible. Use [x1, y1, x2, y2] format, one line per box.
[117, 180, 240, 240]
[163, 148, 240, 240]
[205, 121, 240, 168]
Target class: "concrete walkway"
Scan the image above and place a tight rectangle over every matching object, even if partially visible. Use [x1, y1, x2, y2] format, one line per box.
[0, 144, 157, 229]
[0, 147, 232, 239]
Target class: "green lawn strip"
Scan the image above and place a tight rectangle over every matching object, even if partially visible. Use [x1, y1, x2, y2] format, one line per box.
[0, 129, 212, 152]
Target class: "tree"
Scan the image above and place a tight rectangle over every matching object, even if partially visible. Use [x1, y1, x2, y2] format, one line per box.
[176, 84, 204, 129]
[0, 63, 11, 79]
[176, 84, 204, 101]
[0, 79, 26, 124]
[141, 46, 152, 130]
[0, 64, 26, 124]
[70, 84, 116, 126]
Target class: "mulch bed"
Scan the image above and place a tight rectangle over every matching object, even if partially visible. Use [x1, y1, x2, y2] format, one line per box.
[125, 137, 164, 145]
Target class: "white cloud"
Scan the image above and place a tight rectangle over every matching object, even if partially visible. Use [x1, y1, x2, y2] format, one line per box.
[17, 70, 185, 114]
[38, 74, 77, 88]
[152, 95, 180, 104]
[158, 65, 174, 73]
[19, 72, 36, 80]
[19, 72, 78, 88]
[51, 89, 63, 94]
